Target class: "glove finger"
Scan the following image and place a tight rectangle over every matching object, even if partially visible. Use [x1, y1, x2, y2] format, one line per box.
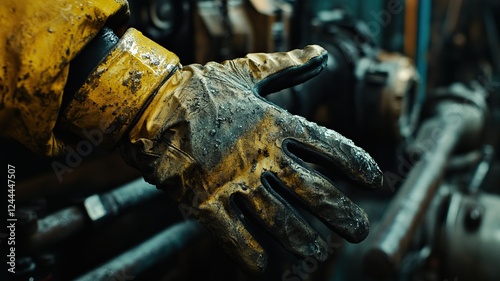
[234, 183, 329, 261]
[275, 156, 370, 243]
[224, 45, 328, 95]
[198, 199, 267, 275]
[283, 119, 383, 189]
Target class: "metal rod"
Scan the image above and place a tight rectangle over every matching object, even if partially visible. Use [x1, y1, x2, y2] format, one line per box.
[364, 87, 487, 277]
[28, 206, 87, 252]
[74, 221, 204, 281]
[364, 122, 461, 278]
[27, 178, 161, 252]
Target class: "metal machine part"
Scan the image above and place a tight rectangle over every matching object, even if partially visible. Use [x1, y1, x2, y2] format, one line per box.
[193, 0, 293, 63]
[25, 178, 161, 253]
[267, 8, 419, 172]
[194, 0, 253, 62]
[83, 177, 162, 224]
[128, 0, 184, 41]
[364, 83, 488, 278]
[354, 51, 419, 143]
[127, 0, 196, 63]
[443, 192, 500, 281]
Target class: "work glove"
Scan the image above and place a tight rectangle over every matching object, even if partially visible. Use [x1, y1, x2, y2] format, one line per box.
[61, 29, 382, 275]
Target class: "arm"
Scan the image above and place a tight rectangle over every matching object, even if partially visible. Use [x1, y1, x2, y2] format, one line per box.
[0, 0, 128, 156]
[0, 0, 382, 275]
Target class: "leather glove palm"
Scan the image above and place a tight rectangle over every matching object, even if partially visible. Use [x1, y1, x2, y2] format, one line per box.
[121, 45, 382, 273]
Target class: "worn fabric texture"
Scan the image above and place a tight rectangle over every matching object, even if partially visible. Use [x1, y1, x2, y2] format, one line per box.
[120, 45, 383, 274]
[0, 0, 128, 156]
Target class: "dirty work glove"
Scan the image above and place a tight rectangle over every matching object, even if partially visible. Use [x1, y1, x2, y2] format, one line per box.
[60, 28, 382, 275]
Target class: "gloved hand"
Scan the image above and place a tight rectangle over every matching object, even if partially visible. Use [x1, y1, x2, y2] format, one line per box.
[121, 43, 382, 275]
[61, 29, 382, 275]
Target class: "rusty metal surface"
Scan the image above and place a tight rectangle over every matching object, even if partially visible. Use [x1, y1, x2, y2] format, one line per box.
[355, 51, 419, 142]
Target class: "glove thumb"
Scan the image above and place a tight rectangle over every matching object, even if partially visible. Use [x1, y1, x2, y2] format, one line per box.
[225, 45, 328, 95]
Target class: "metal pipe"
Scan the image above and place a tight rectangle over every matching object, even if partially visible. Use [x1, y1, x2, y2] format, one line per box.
[364, 84, 486, 278]
[364, 122, 461, 278]
[27, 178, 161, 252]
[83, 177, 162, 223]
[74, 221, 204, 281]
[28, 206, 87, 252]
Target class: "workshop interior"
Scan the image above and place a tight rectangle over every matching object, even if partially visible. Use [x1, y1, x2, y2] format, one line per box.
[1, 0, 499, 280]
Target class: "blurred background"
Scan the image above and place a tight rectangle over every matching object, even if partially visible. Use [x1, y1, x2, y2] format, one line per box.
[1, 0, 499, 280]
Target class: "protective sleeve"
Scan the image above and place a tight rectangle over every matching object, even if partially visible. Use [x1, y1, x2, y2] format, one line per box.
[0, 0, 129, 156]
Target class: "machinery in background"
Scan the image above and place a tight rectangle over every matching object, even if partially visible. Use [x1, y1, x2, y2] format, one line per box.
[4, 0, 500, 280]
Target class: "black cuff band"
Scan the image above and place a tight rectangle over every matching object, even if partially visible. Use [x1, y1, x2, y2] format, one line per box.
[62, 27, 119, 112]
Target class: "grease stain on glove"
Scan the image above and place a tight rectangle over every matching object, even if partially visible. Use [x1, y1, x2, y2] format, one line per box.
[120, 45, 383, 275]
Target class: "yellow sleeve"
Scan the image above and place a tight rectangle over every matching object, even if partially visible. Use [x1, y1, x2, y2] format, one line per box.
[0, 0, 129, 157]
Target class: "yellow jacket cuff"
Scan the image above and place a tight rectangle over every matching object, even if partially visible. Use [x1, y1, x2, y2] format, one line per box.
[60, 28, 180, 149]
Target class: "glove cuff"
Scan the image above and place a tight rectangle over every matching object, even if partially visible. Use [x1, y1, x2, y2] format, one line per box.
[60, 28, 180, 149]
